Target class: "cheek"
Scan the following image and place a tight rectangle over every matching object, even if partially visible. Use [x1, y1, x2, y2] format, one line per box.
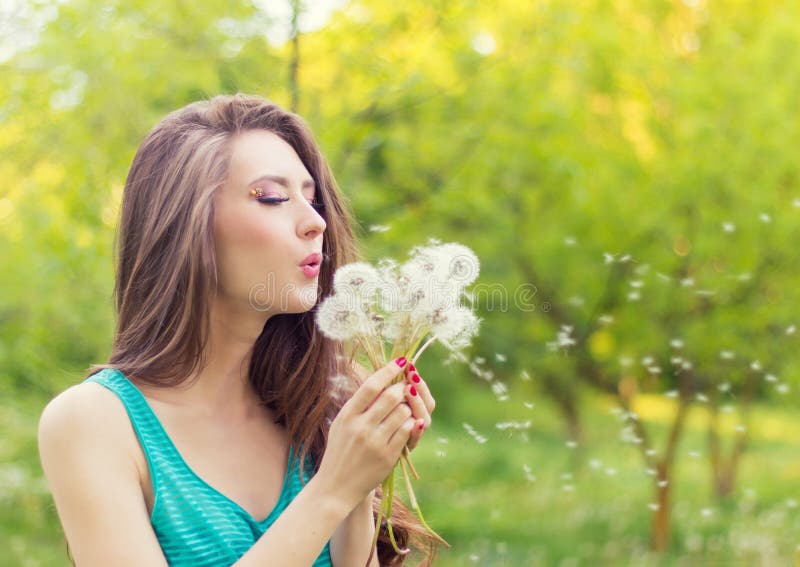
[214, 212, 289, 296]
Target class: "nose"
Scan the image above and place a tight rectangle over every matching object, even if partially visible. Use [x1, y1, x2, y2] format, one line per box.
[298, 202, 326, 240]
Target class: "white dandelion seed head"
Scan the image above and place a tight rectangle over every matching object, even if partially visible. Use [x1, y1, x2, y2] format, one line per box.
[434, 307, 481, 350]
[315, 294, 371, 340]
[332, 262, 381, 301]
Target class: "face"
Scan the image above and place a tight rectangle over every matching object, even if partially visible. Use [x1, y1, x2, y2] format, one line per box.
[213, 129, 327, 319]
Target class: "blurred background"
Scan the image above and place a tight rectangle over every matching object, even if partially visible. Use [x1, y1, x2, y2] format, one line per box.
[1, 0, 799, 565]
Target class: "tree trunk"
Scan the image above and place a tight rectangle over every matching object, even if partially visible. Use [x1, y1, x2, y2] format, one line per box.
[651, 464, 672, 552]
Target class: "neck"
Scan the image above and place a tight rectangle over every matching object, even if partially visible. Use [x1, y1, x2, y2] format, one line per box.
[171, 294, 270, 422]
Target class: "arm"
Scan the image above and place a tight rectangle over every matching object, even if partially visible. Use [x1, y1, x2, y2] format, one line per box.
[38, 385, 170, 567]
[329, 489, 380, 567]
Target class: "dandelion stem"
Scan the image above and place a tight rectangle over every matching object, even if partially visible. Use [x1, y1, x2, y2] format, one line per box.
[399, 455, 450, 548]
[411, 335, 438, 364]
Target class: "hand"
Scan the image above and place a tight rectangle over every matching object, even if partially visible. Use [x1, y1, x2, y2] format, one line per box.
[401, 362, 436, 452]
[317, 358, 417, 512]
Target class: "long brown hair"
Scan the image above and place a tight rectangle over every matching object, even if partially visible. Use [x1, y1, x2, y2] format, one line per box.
[86, 93, 438, 565]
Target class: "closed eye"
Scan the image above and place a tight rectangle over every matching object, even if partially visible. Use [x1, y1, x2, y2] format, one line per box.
[257, 196, 325, 212]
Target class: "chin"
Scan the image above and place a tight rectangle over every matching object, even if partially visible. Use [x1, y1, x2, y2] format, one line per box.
[287, 284, 320, 313]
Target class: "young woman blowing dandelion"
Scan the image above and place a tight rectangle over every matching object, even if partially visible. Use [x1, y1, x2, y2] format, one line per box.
[37, 94, 439, 566]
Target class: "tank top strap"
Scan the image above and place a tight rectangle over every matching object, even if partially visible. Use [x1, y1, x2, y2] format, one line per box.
[83, 368, 181, 487]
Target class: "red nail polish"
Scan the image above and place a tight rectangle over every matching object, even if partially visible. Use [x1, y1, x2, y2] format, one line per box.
[408, 363, 416, 373]
[418, 421, 425, 430]
[409, 385, 417, 396]
[411, 373, 421, 384]
[395, 357, 407, 368]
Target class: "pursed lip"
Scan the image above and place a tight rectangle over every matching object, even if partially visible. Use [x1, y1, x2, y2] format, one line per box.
[299, 252, 323, 267]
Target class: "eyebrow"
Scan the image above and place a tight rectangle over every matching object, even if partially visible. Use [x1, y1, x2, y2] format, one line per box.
[247, 174, 316, 191]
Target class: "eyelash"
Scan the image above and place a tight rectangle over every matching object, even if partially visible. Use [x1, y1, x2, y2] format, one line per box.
[257, 196, 325, 212]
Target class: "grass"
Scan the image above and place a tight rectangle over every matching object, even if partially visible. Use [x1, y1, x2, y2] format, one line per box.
[2, 376, 798, 566]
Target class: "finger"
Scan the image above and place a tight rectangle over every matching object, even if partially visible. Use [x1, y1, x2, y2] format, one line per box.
[405, 418, 426, 451]
[404, 382, 430, 428]
[387, 415, 416, 454]
[407, 368, 435, 416]
[343, 357, 408, 416]
[377, 402, 412, 437]
[363, 382, 408, 426]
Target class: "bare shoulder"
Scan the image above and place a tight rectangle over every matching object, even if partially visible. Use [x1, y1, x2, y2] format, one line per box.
[38, 380, 167, 566]
[39, 380, 136, 454]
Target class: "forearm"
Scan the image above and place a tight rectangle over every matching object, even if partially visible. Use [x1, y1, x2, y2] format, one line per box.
[233, 475, 353, 567]
[330, 489, 380, 567]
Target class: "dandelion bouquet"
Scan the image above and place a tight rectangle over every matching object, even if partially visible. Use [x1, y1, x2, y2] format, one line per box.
[315, 240, 481, 555]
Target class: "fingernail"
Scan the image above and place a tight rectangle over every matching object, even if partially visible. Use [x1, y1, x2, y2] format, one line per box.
[408, 363, 416, 373]
[409, 385, 417, 396]
[418, 420, 425, 431]
[411, 373, 421, 384]
[395, 357, 407, 368]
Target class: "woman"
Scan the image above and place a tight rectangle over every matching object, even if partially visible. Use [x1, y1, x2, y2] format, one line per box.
[37, 94, 439, 566]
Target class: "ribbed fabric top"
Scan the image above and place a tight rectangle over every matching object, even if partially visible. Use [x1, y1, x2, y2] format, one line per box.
[84, 368, 332, 566]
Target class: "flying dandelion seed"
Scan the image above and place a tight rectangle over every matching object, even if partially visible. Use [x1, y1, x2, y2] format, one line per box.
[646, 449, 657, 457]
[680, 277, 695, 287]
[566, 440, 578, 449]
[564, 236, 577, 246]
[589, 459, 602, 469]
[670, 356, 683, 365]
[598, 314, 614, 325]
[634, 263, 649, 274]
[656, 272, 672, 282]
[670, 338, 684, 349]
[603, 252, 616, 264]
[494, 352, 507, 362]
[722, 405, 734, 413]
[523, 401, 535, 409]
[568, 295, 585, 307]
[641, 355, 655, 366]
[463, 422, 488, 444]
[765, 374, 778, 383]
[722, 222, 736, 233]
[649, 503, 660, 511]
[658, 480, 669, 488]
[735, 425, 746, 433]
[646, 366, 662, 375]
[627, 291, 641, 301]
[520, 369, 531, 381]
[776, 383, 790, 394]
[562, 484, 575, 492]
[701, 508, 713, 518]
[522, 465, 537, 482]
[436, 450, 446, 458]
[561, 473, 573, 481]
[630, 280, 644, 289]
[720, 350, 735, 360]
[793, 199, 800, 208]
[605, 467, 617, 476]
[750, 360, 762, 371]
[368, 224, 391, 233]
[787, 499, 798, 508]
[437, 437, 449, 444]
[696, 393, 708, 403]
[619, 254, 633, 263]
[759, 213, 771, 223]
[646, 467, 657, 476]
[718, 382, 731, 393]
[495, 420, 531, 431]
[665, 390, 679, 398]
[688, 450, 701, 458]
[786, 325, 796, 335]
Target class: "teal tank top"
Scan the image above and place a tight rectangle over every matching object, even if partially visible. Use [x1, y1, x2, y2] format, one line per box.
[84, 368, 333, 566]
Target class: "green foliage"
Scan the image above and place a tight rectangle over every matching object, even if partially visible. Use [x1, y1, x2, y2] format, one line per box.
[2, 0, 799, 563]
